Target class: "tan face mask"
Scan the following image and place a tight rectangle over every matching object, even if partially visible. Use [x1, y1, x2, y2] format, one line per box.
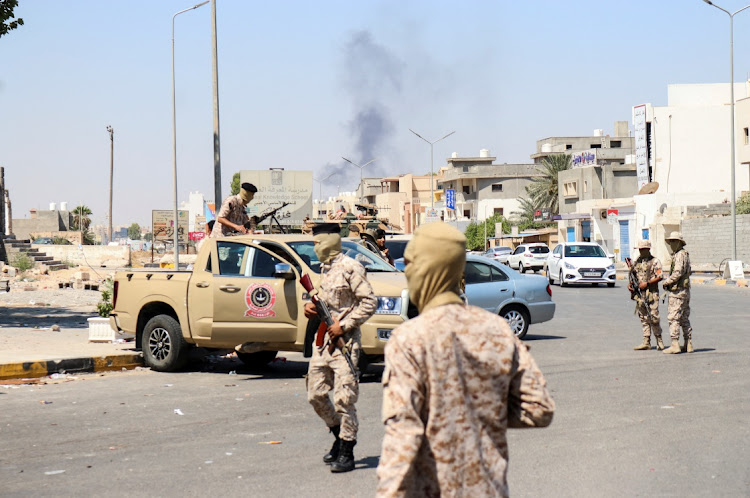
[404, 222, 466, 313]
[314, 233, 341, 265]
[239, 189, 254, 204]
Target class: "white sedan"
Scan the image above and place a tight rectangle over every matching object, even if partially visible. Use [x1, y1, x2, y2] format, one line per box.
[545, 242, 616, 287]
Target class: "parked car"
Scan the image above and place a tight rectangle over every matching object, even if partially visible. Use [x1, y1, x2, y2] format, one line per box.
[384, 235, 412, 271]
[483, 246, 512, 264]
[506, 243, 550, 273]
[545, 242, 616, 287]
[32, 237, 53, 245]
[464, 254, 555, 339]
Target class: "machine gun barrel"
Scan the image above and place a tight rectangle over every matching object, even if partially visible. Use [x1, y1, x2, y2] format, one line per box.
[256, 202, 291, 224]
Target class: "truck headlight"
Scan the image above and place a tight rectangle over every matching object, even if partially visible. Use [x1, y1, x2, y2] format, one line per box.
[375, 297, 402, 315]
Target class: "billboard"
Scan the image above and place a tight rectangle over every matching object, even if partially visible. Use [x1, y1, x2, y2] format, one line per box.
[571, 150, 597, 168]
[633, 104, 649, 189]
[152, 210, 189, 243]
[240, 170, 313, 226]
[445, 189, 456, 210]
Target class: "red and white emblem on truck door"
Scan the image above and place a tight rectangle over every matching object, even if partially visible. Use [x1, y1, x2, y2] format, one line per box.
[244, 283, 276, 318]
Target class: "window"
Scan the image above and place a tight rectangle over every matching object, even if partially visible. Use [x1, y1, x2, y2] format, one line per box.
[216, 241, 283, 277]
[463, 209, 471, 218]
[491, 184, 503, 192]
[464, 262, 492, 284]
[565, 144, 572, 150]
[584, 181, 588, 193]
[513, 247, 524, 255]
[590, 144, 602, 149]
[529, 246, 549, 254]
[494, 207, 504, 216]
[745, 127, 749, 145]
[610, 140, 622, 148]
[563, 181, 578, 197]
[490, 266, 509, 282]
[462, 185, 471, 194]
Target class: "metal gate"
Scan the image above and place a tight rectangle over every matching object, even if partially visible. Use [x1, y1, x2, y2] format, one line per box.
[619, 220, 630, 262]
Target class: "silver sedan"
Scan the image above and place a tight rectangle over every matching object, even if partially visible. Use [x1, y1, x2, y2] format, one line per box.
[464, 254, 556, 339]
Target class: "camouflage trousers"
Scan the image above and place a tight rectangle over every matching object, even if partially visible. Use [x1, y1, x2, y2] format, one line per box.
[667, 289, 692, 341]
[307, 333, 361, 441]
[636, 296, 662, 339]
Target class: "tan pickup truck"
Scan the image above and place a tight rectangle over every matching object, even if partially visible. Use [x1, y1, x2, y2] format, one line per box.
[109, 234, 415, 372]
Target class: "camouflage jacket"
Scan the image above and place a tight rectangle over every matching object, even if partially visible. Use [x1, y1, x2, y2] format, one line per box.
[376, 303, 555, 497]
[663, 249, 691, 294]
[319, 253, 377, 338]
[211, 194, 251, 237]
[632, 255, 662, 303]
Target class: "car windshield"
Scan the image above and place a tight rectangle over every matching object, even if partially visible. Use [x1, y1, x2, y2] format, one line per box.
[384, 240, 409, 261]
[287, 241, 397, 274]
[529, 246, 549, 254]
[564, 245, 606, 258]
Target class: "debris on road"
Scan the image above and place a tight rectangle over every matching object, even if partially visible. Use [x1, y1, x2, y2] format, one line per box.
[174, 408, 184, 416]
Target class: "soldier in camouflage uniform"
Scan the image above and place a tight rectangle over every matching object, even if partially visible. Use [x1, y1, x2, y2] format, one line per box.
[304, 223, 377, 473]
[376, 223, 555, 497]
[211, 182, 257, 237]
[662, 231, 693, 354]
[628, 240, 664, 351]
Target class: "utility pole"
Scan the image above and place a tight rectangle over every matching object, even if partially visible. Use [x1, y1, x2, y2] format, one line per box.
[210, 0, 222, 207]
[0, 166, 5, 236]
[106, 126, 114, 245]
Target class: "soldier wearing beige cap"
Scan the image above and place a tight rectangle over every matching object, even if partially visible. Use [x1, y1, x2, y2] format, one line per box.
[662, 231, 693, 354]
[628, 239, 665, 350]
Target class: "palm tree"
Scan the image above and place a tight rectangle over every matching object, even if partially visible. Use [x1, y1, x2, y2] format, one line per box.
[511, 194, 538, 223]
[71, 205, 92, 231]
[526, 154, 571, 215]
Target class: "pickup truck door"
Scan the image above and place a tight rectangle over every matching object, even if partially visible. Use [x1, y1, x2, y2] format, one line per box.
[210, 240, 299, 347]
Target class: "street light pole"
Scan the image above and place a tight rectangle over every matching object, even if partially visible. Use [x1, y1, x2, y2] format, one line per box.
[313, 172, 334, 217]
[702, 0, 750, 261]
[409, 129, 455, 210]
[210, 0, 222, 209]
[106, 125, 114, 245]
[172, 1, 209, 269]
[341, 157, 376, 204]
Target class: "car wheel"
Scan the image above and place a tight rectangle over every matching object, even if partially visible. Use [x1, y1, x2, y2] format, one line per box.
[607, 282, 615, 288]
[502, 306, 530, 339]
[559, 270, 566, 287]
[142, 315, 190, 372]
[518, 262, 525, 273]
[236, 350, 278, 368]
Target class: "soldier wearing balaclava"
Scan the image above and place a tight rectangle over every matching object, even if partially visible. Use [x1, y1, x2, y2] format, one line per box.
[212, 182, 257, 237]
[662, 231, 693, 354]
[304, 223, 377, 473]
[377, 222, 555, 496]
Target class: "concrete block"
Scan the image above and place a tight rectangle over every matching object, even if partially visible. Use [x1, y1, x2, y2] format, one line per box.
[74, 271, 90, 281]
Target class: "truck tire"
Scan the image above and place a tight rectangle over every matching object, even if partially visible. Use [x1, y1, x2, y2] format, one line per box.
[142, 315, 189, 372]
[236, 350, 278, 368]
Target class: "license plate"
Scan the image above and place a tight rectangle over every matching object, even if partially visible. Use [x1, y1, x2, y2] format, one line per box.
[583, 272, 600, 277]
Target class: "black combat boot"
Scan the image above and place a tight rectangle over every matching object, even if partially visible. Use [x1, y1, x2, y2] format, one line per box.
[323, 425, 341, 464]
[330, 439, 356, 473]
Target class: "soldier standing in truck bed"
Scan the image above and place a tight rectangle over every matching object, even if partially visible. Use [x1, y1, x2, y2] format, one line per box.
[211, 183, 257, 237]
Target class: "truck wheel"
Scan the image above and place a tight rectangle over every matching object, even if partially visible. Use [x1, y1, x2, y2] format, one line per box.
[236, 350, 278, 368]
[142, 315, 189, 372]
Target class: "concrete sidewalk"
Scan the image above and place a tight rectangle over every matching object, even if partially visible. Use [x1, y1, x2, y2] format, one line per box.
[614, 271, 749, 287]
[0, 319, 142, 381]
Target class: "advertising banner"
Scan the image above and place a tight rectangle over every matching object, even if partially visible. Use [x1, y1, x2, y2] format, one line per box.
[152, 210, 189, 243]
[633, 104, 649, 189]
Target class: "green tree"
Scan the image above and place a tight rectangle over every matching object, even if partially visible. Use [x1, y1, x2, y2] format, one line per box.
[737, 192, 750, 215]
[143, 232, 153, 241]
[128, 223, 141, 240]
[0, 0, 24, 38]
[464, 213, 510, 251]
[230, 172, 241, 195]
[71, 205, 95, 245]
[511, 193, 538, 224]
[526, 154, 571, 215]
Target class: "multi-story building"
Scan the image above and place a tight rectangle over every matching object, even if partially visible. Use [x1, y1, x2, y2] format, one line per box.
[375, 174, 435, 233]
[436, 149, 540, 222]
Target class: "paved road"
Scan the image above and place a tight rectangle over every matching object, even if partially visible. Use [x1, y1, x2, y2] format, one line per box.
[1, 283, 749, 496]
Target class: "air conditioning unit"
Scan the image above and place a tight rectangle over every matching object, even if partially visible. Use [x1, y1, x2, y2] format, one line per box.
[600, 209, 608, 220]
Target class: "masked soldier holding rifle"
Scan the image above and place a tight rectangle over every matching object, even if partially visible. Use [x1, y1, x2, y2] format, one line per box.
[662, 231, 693, 354]
[626, 240, 665, 351]
[211, 182, 257, 237]
[304, 223, 377, 473]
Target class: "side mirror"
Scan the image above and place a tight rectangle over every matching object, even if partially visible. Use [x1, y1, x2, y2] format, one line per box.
[273, 263, 296, 280]
[607, 253, 615, 259]
[553, 253, 561, 259]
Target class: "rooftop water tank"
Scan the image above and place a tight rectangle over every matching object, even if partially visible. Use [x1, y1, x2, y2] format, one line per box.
[451, 152, 458, 158]
[49, 202, 56, 211]
[479, 149, 490, 158]
[541, 143, 553, 153]
[593, 129, 604, 137]
[60, 201, 68, 211]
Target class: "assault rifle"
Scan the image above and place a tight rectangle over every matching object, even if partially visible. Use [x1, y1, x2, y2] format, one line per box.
[256, 202, 291, 225]
[625, 257, 654, 325]
[300, 274, 357, 377]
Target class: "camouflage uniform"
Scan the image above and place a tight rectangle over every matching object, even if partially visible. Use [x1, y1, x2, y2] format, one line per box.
[633, 256, 663, 341]
[210, 194, 254, 237]
[663, 248, 692, 343]
[307, 253, 377, 441]
[376, 303, 555, 497]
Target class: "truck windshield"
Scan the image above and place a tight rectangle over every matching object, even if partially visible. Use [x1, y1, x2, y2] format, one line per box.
[287, 241, 397, 274]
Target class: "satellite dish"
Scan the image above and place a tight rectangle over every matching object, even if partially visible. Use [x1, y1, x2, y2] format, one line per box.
[638, 181, 659, 195]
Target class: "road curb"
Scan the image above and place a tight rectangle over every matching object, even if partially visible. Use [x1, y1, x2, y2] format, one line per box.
[0, 353, 143, 381]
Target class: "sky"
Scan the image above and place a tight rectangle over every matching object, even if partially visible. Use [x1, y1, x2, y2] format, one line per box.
[1, 0, 749, 229]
